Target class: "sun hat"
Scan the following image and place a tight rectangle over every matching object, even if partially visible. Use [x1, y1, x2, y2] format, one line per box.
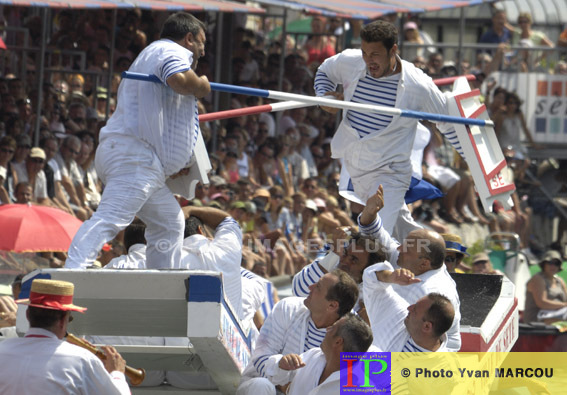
[16, 279, 87, 312]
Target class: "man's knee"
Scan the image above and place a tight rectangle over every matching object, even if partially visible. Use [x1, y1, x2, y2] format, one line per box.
[236, 378, 276, 395]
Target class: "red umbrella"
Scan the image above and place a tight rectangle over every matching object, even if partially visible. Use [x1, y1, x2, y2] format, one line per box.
[0, 204, 83, 252]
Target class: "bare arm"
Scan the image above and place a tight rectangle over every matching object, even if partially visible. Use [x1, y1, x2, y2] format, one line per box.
[182, 205, 230, 229]
[527, 275, 567, 310]
[0, 185, 10, 204]
[376, 268, 421, 285]
[167, 70, 210, 98]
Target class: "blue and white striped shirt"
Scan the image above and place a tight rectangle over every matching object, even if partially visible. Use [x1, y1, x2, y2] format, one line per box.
[347, 73, 399, 138]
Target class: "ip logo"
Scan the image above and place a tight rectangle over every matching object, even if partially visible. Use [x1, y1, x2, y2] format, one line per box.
[340, 352, 391, 394]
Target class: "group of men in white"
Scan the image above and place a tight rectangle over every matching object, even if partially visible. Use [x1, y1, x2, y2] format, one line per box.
[81, 179, 460, 395]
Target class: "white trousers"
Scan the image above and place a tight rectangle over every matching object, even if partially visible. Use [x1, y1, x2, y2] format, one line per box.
[345, 159, 421, 240]
[66, 135, 184, 269]
[236, 378, 277, 395]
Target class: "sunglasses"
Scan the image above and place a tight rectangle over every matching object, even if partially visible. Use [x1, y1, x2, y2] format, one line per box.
[30, 158, 44, 164]
[1, 147, 15, 154]
[445, 256, 457, 264]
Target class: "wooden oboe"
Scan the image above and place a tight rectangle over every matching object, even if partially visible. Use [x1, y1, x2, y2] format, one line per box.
[66, 333, 146, 386]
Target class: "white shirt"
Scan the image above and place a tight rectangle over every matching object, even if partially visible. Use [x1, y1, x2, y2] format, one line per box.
[358, 213, 461, 352]
[241, 297, 324, 381]
[48, 158, 62, 182]
[54, 152, 82, 186]
[12, 162, 48, 200]
[314, 50, 463, 179]
[100, 39, 199, 177]
[0, 328, 130, 395]
[179, 217, 243, 320]
[105, 244, 147, 269]
[269, 348, 339, 395]
[363, 263, 448, 352]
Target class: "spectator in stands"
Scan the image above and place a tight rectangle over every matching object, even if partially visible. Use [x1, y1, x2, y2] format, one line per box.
[512, 12, 554, 70]
[13, 148, 53, 206]
[237, 270, 358, 395]
[284, 127, 309, 189]
[270, 313, 373, 394]
[402, 21, 436, 64]
[14, 181, 33, 204]
[0, 136, 16, 202]
[479, 9, 512, 47]
[493, 91, 540, 162]
[524, 250, 567, 324]
[274, 135, 294, 196]
[470, 252, 503, 275]
[55, 135, 91, 220]
[11, 134, 32, 168]
[303, 16, 336, 67]
[441, 233, 470, 273]
[0, 166, 8, 204]
[425, 53, 444, 78]
[363, 263, 455, 352]
[40, 134, 74, 214]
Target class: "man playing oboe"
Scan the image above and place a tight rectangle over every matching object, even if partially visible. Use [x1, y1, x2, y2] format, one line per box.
[0, 279, 131, 395]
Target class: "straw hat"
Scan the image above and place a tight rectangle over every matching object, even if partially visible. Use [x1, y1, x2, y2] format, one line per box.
[441, 233, 469, 256]
[16, 279, 87, 312]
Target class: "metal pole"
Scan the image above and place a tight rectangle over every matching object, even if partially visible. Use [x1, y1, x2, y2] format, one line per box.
[276, 8, 287, 132]
[457, 8, 465, 76]
[211, 12, 224, 153]
[105, 9, 118, 120]
[33, 8, 49, 147]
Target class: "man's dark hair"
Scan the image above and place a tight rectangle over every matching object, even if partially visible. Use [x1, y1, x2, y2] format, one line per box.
[424, 293, 454, 338]
[184, 216, 204, 238]
[336, 313, 373, 353]
[360, 20, 398, 51]
[124, 218, 147, 250]
[15, 181, 31, 195]
[422, 235, 446, 269]
[350, 233, 388, 270]
[160, 12, 205, 41]
[28, 306, 67, 329]
[326, 269, 359, 317]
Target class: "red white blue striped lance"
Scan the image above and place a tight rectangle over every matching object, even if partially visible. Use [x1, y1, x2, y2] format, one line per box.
[122, 71, 493, 127]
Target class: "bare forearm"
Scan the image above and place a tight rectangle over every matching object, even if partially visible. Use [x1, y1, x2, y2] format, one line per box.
[182, 206, 230, 228]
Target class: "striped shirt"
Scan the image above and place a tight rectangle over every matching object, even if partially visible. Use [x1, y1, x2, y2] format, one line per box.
[242, 297, 326, 381]
[304, 319, 326, 352]
[240, 268, 277, 320]
[100, 39, 199, 177]
[347, 73, 399, 138]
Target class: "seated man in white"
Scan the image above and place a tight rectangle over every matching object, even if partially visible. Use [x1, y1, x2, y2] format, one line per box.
[269, 313, 373, 395]
[105, 218, 147, 269]
[236, 270, 359, 395]
[357, 185, 462, 351]
[363, 262, 454, 352]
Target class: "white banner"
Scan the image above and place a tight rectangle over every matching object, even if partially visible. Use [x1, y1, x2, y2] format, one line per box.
[488, 72, 567, 145]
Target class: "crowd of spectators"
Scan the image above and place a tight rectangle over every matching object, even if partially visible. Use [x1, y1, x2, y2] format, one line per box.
[0, 6, 566, 392]
[0, 7, 564, 275]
